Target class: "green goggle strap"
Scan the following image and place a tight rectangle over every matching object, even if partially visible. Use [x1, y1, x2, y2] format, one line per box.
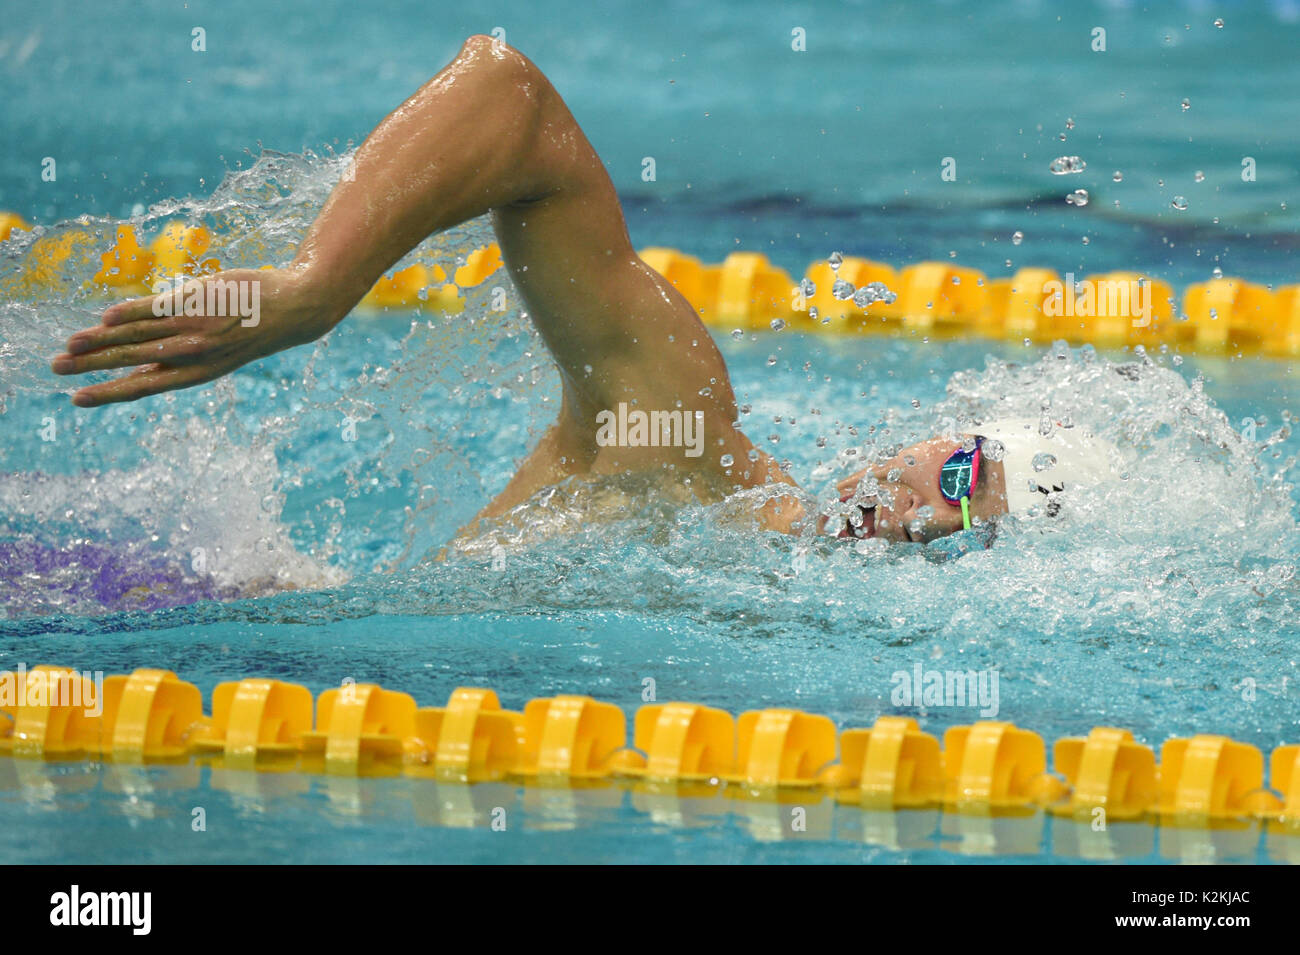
[960, 496, 971, 531]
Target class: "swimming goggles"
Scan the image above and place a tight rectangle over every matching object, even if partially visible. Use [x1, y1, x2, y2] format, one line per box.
[938, 437, 983, 530]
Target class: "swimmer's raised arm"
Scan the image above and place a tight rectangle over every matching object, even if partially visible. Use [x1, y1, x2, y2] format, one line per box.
[54, 36, 576, 405]
[54, 36, 798, 522]
[54, 37, 720, 419]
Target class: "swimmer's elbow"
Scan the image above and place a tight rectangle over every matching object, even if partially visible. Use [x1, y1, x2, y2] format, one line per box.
[455, 34, 544, 98]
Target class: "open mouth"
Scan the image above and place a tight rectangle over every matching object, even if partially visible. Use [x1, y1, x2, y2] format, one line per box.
[837, 504, 876, 539]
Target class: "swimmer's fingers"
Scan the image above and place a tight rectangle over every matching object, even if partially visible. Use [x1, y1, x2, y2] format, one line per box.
[69, 363, 226, 408]
[101, 289, 177, 326]
[52, 335, 221, 376]
[63, 316, 180, 357]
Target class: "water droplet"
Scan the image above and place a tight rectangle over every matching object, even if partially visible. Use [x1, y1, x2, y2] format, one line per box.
[1214, 17, 1224, 28]
[1012, 230, 1024, 245]
[1081, 236, 1090, 245]
[770, 318, 787, 331]
[832, 278, 855, 301]
[1212, 267, 1223, 278]
[888, 468, 903, 482]
[983, 439, 1006, 462]
[910, 398, 921, 408]
[856, 281, 897, 306]
[1194, 170, 1205, 183]
[828, 251, 843, 270]
[747, 449, 759, 461]
[730, 328, 744, 339]
[766, 355, 778, 366]
[1181, 98, 1190, 111]
[917, 504, 934, 520]
[1032, 452, 1057, 472]
[720, 454, 734, 467]
[1112, 170, 1123, 182]
[800, 277, 816, 297]
[739, 403, 752, 414]
[849, 285, 876, 307]
[1066, 189, 1090, 207]
[1049, 155, 1087, 175]
[1065, 117, 1075, 130]
[1171, 195, 1189, 211]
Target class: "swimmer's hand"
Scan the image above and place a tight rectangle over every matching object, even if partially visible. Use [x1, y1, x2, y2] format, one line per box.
[51, 268, 339, 407]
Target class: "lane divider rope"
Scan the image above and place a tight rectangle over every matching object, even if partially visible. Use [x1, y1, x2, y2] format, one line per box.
[2, 213, 1293, 356]
[2, 664, 1298, 828]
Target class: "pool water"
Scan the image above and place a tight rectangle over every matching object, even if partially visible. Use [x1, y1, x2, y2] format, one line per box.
[2, 0, 1300, 863]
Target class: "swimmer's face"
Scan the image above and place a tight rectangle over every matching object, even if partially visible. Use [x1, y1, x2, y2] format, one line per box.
[822, 435, 1008, 543]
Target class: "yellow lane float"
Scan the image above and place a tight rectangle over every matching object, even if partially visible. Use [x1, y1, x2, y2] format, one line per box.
[4, 209, 1299, 357]
[3, 663, 1299, 834]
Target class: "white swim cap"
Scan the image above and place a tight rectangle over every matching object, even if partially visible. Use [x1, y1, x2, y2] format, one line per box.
[976, 418, 1117, 515]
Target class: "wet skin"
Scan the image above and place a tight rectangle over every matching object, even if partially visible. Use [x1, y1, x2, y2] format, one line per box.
[51, 36, 1000, 545]
[820, 436, 1009, 543]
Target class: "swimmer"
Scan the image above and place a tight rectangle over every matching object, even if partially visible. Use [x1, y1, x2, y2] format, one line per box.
[51, 37, 1113, 544]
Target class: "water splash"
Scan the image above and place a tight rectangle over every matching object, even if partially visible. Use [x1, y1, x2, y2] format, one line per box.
[1, 153, 1297, 678]
[0, 149, 555, 617]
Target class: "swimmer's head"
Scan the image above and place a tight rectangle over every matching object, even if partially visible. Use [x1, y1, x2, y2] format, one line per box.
[822, 419, 1117, 543]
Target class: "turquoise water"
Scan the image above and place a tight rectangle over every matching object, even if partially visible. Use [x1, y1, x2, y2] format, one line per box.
[2, 0, 1300, 863]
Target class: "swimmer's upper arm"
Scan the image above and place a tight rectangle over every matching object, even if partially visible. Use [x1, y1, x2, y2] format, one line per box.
[489, 82, 734, 432]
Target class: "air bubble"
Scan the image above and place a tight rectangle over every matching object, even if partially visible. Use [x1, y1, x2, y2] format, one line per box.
[1012, 230, 1024, 246]
[1181, 98, 1190, 111]
[1112, 171, 1123, 182]
[1171, 196, 1188, 211]
[1066, 189, 1089, 207]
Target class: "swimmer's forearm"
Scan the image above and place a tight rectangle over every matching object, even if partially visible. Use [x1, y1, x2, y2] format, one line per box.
[288, 36, 556, 327]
